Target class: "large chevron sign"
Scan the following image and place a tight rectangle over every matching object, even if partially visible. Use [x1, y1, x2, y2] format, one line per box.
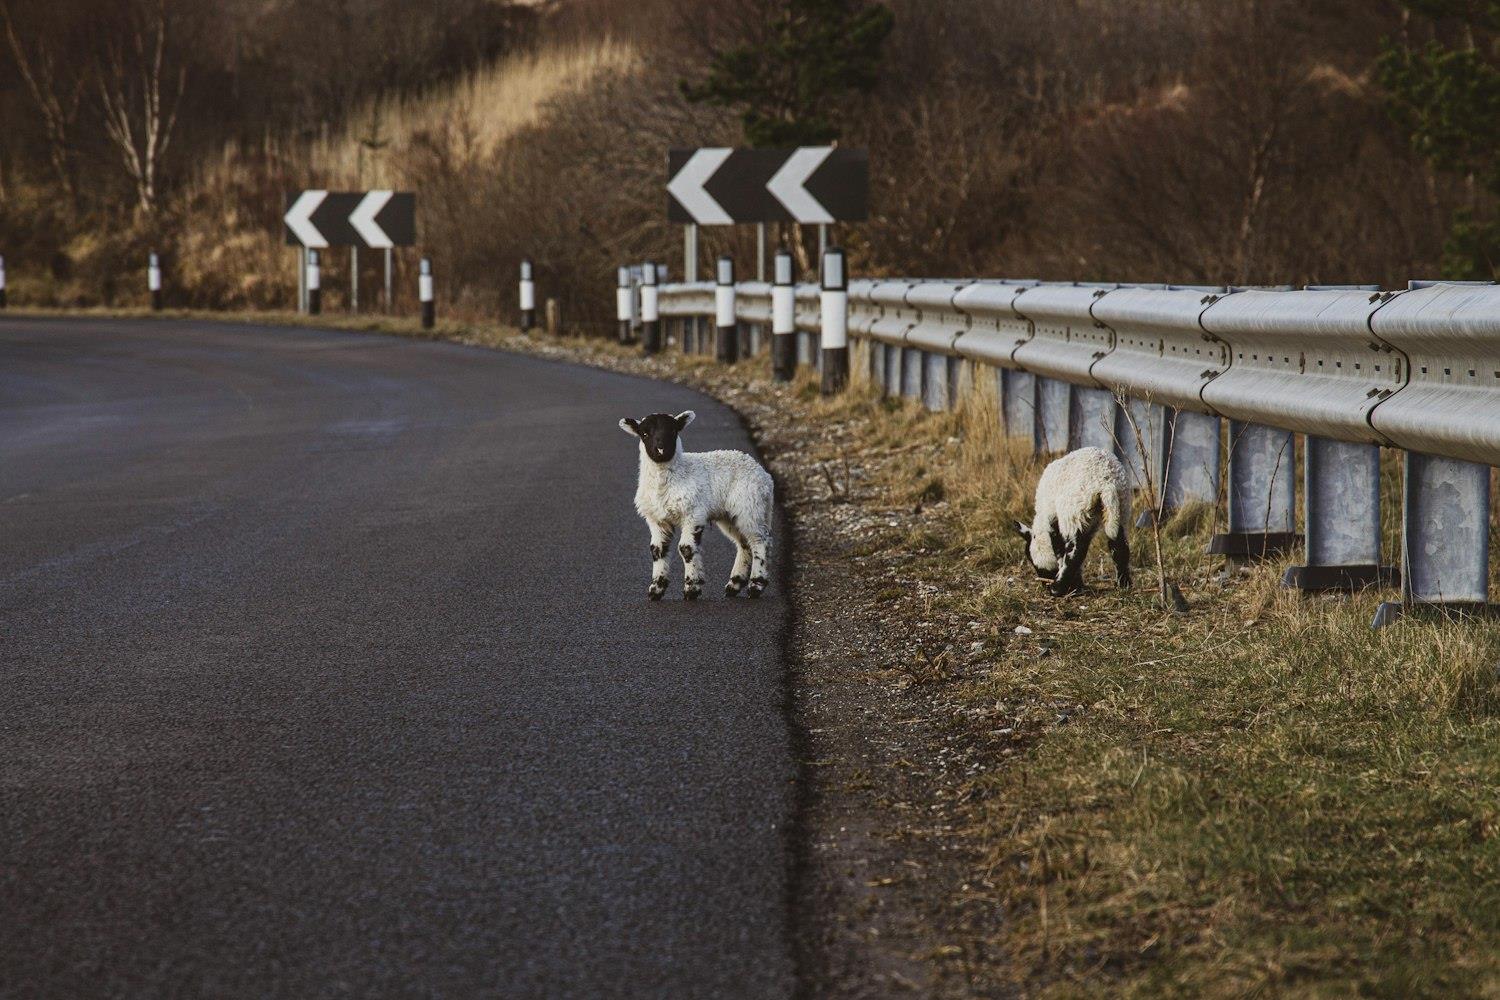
[667, 148, 868, 225]
[283, 191, 417, 248]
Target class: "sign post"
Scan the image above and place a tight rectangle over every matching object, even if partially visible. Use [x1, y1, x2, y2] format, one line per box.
[665, 147, 866, 379]
[284, 190, 417, 313]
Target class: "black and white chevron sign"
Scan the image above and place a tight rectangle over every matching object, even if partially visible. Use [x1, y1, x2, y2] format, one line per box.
[667, 147, 868, 225]
[283, 191, 417, 249]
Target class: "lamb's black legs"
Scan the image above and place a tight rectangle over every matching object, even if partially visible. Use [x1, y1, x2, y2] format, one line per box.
[1048, 527, 1097, 597]
[679, 522, 706, 600]
[647, 519, 672, 600]
[717, 519, 751, 596]
[746, 538, 770, 597]
[1108, 530, 1132, 588]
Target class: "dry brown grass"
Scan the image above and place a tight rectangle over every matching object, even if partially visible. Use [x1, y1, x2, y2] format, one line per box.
[310, 38, 641, 185]
[805, 356, 1500, 996]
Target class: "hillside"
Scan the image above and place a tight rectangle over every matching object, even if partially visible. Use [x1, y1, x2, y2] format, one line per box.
[0, 0, 1475, 320]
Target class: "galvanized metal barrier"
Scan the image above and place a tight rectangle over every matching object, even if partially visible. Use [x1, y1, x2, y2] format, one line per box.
[648, 267, 1500, 627]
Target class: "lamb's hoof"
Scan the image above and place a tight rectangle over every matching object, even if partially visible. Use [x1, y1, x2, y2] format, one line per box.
[648, 576, 668, 600]
[1118, 574, 1133, 590]
[1048, 580, 1083, 598]
[725, 576, 746, 596]
[747, 576, 768, 598]
[683, 585, 702, 601]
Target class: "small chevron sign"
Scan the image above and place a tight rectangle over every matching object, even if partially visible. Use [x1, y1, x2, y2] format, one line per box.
[283, 191, 417, 249]
[666, 148, 868, 225]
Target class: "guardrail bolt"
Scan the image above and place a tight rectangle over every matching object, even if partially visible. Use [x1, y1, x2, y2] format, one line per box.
[519, 259, 535, 332]
[148, 253, 164, 312]
[771, 249, 797, 382]
[820, 247, 849, 395]
[640, 260, 661, 355]
[306, 251, 321, 316]
[419, 257, 435, 329]
[715, 256, 739, 365]
[616, 265, 633, 344]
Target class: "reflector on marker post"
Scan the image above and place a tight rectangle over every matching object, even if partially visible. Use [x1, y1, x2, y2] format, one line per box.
[641, 260, 661, 355]
[715, 256, 738, 364]
[306, 251, 321, 316]
[148, 253, 163, 311]
[419, 257, 435, 329]
[519, 258, 535, 332]
[771, 249, 796, 382]
[820, 247, 848, 395]
[616, 266, 632, 343]
[0, 254, 7, 309]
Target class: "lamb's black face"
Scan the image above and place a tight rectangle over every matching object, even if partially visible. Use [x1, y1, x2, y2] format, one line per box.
[619, 410, 695, 464]
[1014, 519, 1059, 581]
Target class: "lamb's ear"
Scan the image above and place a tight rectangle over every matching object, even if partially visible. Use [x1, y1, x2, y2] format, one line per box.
[619, 417, 641, 436]
[1013, 520, 1032, 540]
[674, 410, 696, 429]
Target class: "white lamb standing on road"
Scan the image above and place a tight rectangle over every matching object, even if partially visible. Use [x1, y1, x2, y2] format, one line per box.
[1014, 446, 1132, 596]
[619, 410, 774, 601]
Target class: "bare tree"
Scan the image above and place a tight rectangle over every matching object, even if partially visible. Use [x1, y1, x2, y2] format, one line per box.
[1, 1, 86, 206]
[96, 0, 186, 217]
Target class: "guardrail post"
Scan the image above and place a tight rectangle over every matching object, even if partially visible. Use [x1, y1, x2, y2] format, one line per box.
[148, 253, 163, 311]
[1210, 421, 1299, 559]
[1071, 386, 1115, 453]
[519, 259, 536, 332]
[640, 261, 661, 355]
[616, 266, 632, 343]
[922, 351, 949, 411]
[0, 254, 7, 309]
[306, 251, 321, 316]
[1114, 398, 1166, 497]
[1374, 453, 1492, 626]
[900, 345, 923, 399]
[798, 294, 817, 368]
[419, 257, 435, 329]
[820, 247, 849, 395]
[772, 250, 797, 381]
[1160, 409, 1221, 514]
[1000, 369, 1038, 450]
[716, 256, 739, 364]
[1284, 437, 1395, 592]
[1036, 377, 1071, 454]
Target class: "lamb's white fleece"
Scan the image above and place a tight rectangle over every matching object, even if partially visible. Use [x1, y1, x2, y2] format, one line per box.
[1027, 446, 1130, 572]
[626, 415, 774, 599]
[633, 447, 773, 544]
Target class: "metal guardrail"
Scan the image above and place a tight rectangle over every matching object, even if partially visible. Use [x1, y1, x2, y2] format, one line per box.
[650, 272, 1500, 626]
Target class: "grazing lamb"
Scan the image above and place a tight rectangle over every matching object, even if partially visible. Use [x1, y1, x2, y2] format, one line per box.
[1014, 447, 1132, 596]
[619, 410, 774, 600]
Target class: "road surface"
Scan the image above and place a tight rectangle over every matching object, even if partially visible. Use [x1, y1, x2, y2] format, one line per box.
[0, 317, 794, 998]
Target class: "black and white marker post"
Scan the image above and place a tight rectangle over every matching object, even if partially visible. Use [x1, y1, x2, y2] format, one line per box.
[771, 249, 796, 382]
[616, 266, 633, 343]
[0, 255, 7, 309]
[419, 257, 435, 329]
[820, 247, 849, 395]
[640, 260, 661, 355]
[306, 250, 322, 316]
[519, 259, 536, 332]
[148, 253, 163, 311]
[715, 256, 738, 365]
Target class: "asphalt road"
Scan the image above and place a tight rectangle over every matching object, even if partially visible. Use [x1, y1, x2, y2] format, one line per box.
[0, 317, 794, 999]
